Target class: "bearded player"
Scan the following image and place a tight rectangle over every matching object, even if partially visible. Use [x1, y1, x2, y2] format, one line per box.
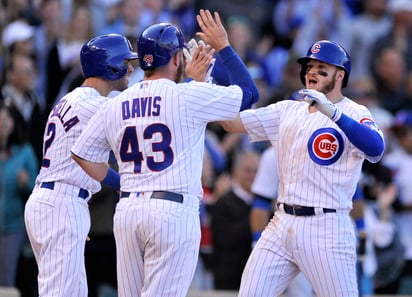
[221, 40, 384, 296]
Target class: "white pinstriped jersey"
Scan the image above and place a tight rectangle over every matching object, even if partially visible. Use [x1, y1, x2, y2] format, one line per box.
[251, 146, 278, 199]
[72, 78, 243, 198]
[241, 98, 384, 210]
[36, 87, 110, 194]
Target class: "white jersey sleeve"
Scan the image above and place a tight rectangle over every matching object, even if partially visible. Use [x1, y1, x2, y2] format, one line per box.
[251, 147, 278, 199]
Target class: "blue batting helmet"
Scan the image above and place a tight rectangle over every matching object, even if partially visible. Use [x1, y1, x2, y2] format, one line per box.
[137, 23, 186, 70]
[297, 40, 351, 87]
[80, 33, 138, 81]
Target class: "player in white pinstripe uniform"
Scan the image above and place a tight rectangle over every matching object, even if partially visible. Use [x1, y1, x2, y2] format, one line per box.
[71, 10, 259, 297]
[24, 34, 138, 297]
[250, 146, 313, 297]
[221, 40, 385, 297]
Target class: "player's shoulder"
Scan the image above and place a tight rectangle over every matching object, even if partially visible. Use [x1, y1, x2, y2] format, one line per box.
[341, 96, 371, 116]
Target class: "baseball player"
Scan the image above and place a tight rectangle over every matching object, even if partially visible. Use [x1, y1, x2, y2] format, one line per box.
[24, 34, 138, 297]
[71, 9, 259, 297]
[221, 40, 385, 297]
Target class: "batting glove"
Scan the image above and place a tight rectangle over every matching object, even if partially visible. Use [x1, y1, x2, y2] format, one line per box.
[183, 38, 215, 83]
[299, 89, 342, 122]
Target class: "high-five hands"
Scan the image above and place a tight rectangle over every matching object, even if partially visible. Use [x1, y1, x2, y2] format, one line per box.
[184, 38, 215, 82]
[299, 89, 342, 122]
[183, 38, 215, 83]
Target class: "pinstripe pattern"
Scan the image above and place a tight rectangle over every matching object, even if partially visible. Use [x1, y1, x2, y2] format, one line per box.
[36, 87, 108, 193]
[238, 98, 383, 297]
[72, 79, 244, 297]
[24, 86, 110, 297]
[24, 187, 90, 297]
[240, 211, 357, 297]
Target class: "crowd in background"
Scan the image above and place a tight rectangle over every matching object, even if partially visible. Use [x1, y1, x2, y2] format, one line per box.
[1, 0, 412, 296]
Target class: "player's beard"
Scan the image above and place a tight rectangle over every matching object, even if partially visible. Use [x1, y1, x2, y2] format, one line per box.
[175, 57, 185, 83]
[318, 71, 338, 94]
[113, 77, 129, 92]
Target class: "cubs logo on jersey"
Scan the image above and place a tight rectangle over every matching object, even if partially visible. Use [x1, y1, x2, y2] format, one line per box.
[307, 128, 344, 165]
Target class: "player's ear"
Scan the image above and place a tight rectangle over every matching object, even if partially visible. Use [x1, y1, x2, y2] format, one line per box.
[336, 69, 345, 83]
[171, 52, 181, 68]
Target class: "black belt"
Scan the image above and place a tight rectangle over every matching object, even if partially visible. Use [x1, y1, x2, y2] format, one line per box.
[279, 203, 336, 216]
[40, 182, 89, 199]
[120, 191, 183, 203]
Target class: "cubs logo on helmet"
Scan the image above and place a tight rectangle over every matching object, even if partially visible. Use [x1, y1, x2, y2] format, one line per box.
[307, 128, 344, 165]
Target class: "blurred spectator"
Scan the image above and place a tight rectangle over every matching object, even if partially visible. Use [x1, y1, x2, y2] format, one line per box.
[370, 46, 408, 114]
[210, 151, 260, 290]
[0, 0, 40, 26]
[0, 101, 38, 287]
[46, 5, 94, 109]
[370, 0, 412, 78]
[195, 0, 273, 37]
[272, 0, 353, 56]
[32, 0, 65, 110]
[348, 0, 392, 80]
[98, 0, 146, 37]
[267, 51, 304, 105]
[255, 21, 290, 90]
[345, 76, 394, 143]
[169, 0, 197, 39]
[140, 0, 172, 29]
[1, 52, 47, 164]
[2, 19, 35, 56]
[212, 15, 271, 87]
[383, 110, 412, 294]
[1, 19, 36, 86]
[89, 0, 122, 37]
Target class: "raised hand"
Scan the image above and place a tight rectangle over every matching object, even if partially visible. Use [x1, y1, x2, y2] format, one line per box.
[185, 41, 215, 82]
[299, 89, 342, 121]
[196, 9, 229, 52]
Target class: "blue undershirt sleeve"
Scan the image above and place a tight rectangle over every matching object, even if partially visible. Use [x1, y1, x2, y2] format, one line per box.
[252, 194, 273, 211]
[218, 46, 259, 110]
[335, 113, 384, 157]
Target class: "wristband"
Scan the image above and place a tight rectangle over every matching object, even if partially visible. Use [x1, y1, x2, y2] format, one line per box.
[102, 168, 120, 190]
[355, 218, 365, 232]
[252, 231, 262, 242]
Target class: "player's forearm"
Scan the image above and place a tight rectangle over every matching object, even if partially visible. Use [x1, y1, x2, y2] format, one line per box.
[219, 114, 246, 133]
[218, 46, 259, 110]
[71, 153, 109, 181]
[335, 113, 384, 157]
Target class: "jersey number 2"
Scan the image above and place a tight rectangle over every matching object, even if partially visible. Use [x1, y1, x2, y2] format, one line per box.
[41, 123, 56, 167]
[120, 123, 173, 173]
